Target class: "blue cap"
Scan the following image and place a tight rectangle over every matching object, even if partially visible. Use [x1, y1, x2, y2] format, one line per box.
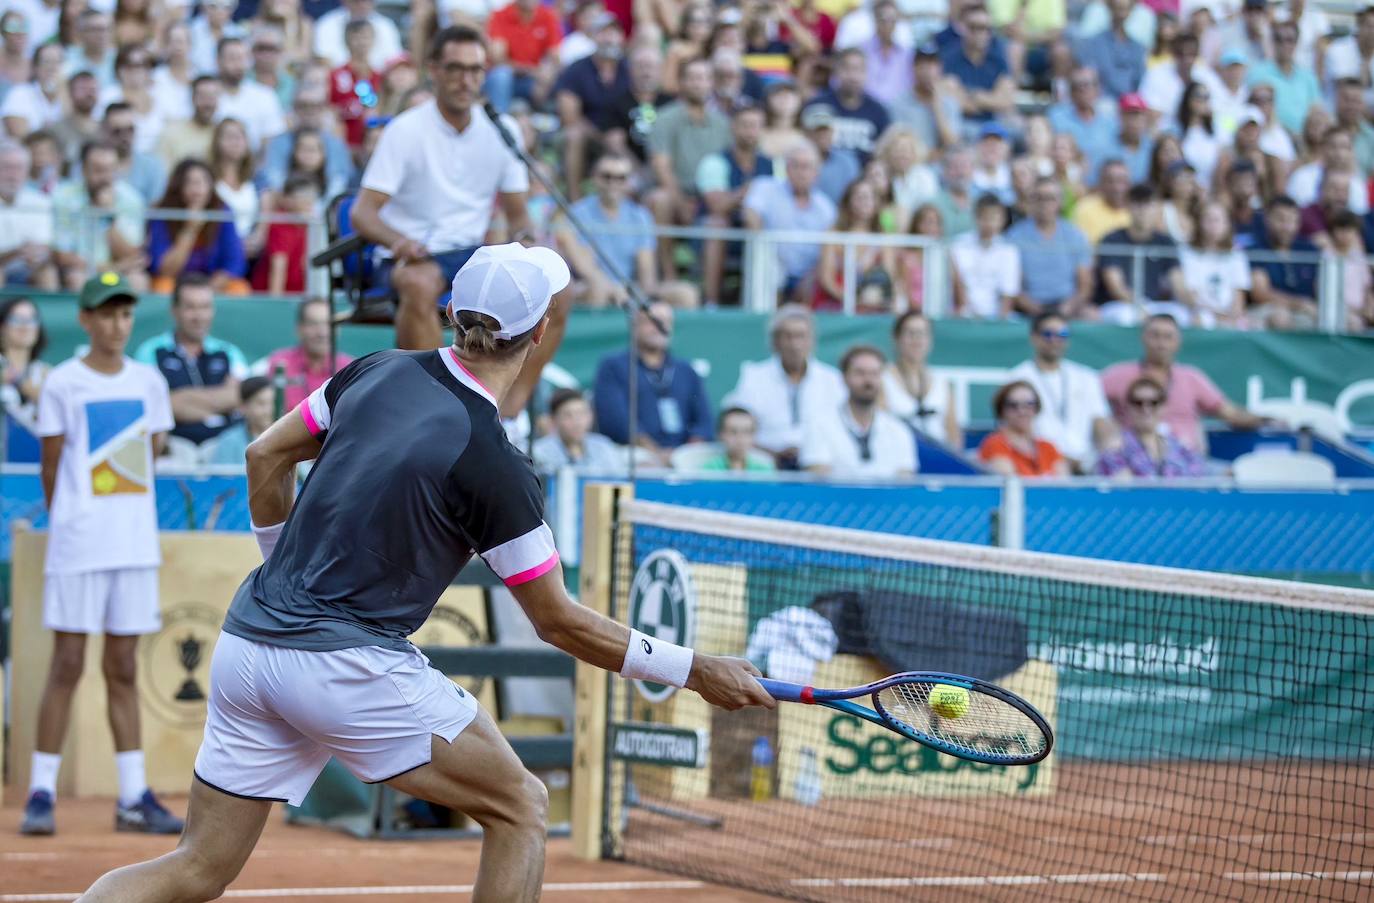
[1219, 48, 1249, 67]
[979, 121, 1009, 141]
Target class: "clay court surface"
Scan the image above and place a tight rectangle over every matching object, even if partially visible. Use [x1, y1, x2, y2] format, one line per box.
[0, 797, 771, 903]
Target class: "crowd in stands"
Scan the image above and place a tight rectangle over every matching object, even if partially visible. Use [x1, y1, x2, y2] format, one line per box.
[0, 0, 1373, 331]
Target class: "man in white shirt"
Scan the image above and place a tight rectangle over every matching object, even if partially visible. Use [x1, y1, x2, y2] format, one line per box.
[0, 140, 56, 288]
[950, 195, 1019, 319]
[1285, 125, 1368, 213]
[351, 25, 535, 351]
[1139, 31, 1223, 130]
[1009, 311, 1112, 470]
[801, 344, 917, 479]
[1, 42, 64, 138]
[1324, 6, 1374, 98]
[725, 304, 845, 468]
[314, 0, 405, 70]
[213, 36, 285, 150]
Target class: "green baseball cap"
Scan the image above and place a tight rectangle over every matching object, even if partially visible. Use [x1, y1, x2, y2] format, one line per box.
[79, 271, 138, 310]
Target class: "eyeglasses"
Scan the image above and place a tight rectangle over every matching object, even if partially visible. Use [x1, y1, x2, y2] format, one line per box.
[1070, 80, 1096, 89]
[1038, 328, 1070, 340]
[254, 44, 283, 52]
[1275, 34, 1297, 44]
[107, 125, 135, 134]
[1033, 193, 1059, 203]
[1128, 396, 1164, 409]
[1004, 399, 1039, 411]
[597, 171, 629, 182]
[123, 58, 150, 68]
[438, 62, 485, 78]
[6, 315, 38, 326]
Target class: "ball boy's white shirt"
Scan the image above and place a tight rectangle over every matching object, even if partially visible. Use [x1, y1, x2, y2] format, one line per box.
[36, 357, 174, 575]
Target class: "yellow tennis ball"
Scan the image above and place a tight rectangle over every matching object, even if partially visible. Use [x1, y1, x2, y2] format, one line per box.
[92, 469, 117, 494]
[929, 684, 970, 719]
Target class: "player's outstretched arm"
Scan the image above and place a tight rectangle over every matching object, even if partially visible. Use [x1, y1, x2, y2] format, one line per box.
[245, 406, 322, 529]
[507, 564, 776, 712]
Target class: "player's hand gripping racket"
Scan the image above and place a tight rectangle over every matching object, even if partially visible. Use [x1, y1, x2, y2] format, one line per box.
[757, 672, 1053, 766]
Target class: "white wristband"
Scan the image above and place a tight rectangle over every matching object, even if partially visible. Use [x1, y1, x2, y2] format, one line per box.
[620, 628, 694, 688]
[252, 521, 284, 560]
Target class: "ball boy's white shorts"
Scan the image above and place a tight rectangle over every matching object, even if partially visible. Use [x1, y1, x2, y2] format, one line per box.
[43, 567, 160, 635]
[194, 631, 480, 806]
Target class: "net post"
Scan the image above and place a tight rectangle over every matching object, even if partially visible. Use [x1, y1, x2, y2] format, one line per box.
[571, 481, 631, 861]
[998, 477, 1025, 549]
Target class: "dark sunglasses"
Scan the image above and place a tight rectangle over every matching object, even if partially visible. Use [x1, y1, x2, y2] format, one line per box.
[1129, 396, 1164, 409]
[1004, 398, 1039, 411]
[1039, 328, 1070, 340]
[597, 171, 629, 181]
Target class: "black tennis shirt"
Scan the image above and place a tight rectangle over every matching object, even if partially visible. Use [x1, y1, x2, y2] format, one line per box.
[222, 349, 558, 652]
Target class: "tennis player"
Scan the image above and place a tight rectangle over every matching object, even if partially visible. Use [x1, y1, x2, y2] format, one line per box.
[76, 244, 774, 903]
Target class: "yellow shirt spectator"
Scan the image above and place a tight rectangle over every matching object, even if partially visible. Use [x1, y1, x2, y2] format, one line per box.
[987, 0, 1067, 42]
[1072, 193, 1132, 244]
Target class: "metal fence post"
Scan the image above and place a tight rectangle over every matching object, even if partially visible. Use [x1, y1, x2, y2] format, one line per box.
[922, 238, 949, 318]
[998, 477, 1025, 550]
[1318, 253, 1343, 334]
[841, 240, 857, 314]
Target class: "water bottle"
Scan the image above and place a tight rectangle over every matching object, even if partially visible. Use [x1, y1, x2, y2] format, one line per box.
[793, 746, 823, 806]
[750, 736, 773, 801]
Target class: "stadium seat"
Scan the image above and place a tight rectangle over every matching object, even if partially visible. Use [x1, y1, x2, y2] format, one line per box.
[1232, 450, 1337, 488]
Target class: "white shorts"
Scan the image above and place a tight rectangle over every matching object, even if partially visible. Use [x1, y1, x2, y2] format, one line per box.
[194, 632, 480, 806]
[43, 567, 161, 635]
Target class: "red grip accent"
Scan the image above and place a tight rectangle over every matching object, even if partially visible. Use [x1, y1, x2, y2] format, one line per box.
[800, 686, 815, 704]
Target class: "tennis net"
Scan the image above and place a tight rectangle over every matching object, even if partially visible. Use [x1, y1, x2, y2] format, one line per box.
[596, 498, 1374, 902]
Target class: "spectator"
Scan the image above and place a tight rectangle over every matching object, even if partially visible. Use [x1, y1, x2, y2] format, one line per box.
[783, 0, 837, 55]
[259, 87, 355, 196]
[1286, 125, 1367, 214]
[1102, 313, 1268, 452]
[485, 0, 562, 112]
[0, 295, 49, 459]
[1247, 82, 1296, 163]
[1226, 159, 1267, 243]
[1051, 131, 1088, 201]
[602, 42, 670, 166]
[1277, 0, 1329, 73]
[156, 75, 220, 171]
[931, 143, 977, 236]
[803, 47, 890, 160]
[208, 376, 275, 467]
[2, 43, 63, 139]
[113, 0, 157, 50]
[1005, 177, 1093, 317]
[1333, 78, 1374, 178]
[978, 380, 1069, 476]
[725, 303, 844, 468]
[62, 9, 114, 87]
[802, 343, 916, 479]
[189, 0, 245, 77]
[249, 24, 296, 112]
[0, 140, 54, 289]
[351, 26, 537, 352]
[49, 71, 100, 166]
[882, 310, 960, 446]
[133, 273, 248, 447]
[1171, 200, 1250, 328]
[250, 175, 317, 294]
[1248, 194, 1319, 330]
[1328, 210, 1374, 331]
[1216, 107, 1283, 203]
[216, 37, 287, 151]
[209, 119, 263, 258]
[146, 159, 249, 295]
[554, 13, 630, 200]
[662, 4, 713, 95]
[970, 121, 1014, 203]
[557, 1, 604, 67]
[949, 194, 1018, 319]
[1074, 0, 1146, 99]
[759, 81, 802, 159]
[895, 203, 944, 309]
[860, 0, 913, 107]
[532, 387, 625, 472]
[697, 100, 772, 307]
[1139, 30, 1221, 130]
[252, 0, 312, 63]
[52, 140, 146, 290]
[1324, 6, 1374, 95]
[1203, 0, 1272, 68]
[102, 102, 165, 206]
[591, 300, 713, 462]
[1178, 80, 1222, 189]
[1048, 66, 1120, 183]
[803, 104, 861, 204]
[152, 22, 196, 123]
[97, 45, 168, 158]
[1212, 48, 1253, 134]
[1019, 113, 1056, 177]
[875, 124, 939, 216]
[692, 405, 772, 472]
[1008, 311, 1112, 469]
[1072, 157, 1131, 242]
[22, 128, 59, 193]
[328, 20, 379, 152]
[1247, 20, 1320, 136]
[940, 4, 1016, 130]
[743, 141, 838, 302]
[889, 43, 962, 152]
[314, 0, 403, 70]
[0, 11, 29, 97]
[815, 178, 898, 313]
[1096, 376, 1205, 477]
[283, 127, 347, 204]
[647, 57, 730, 279]
[1096, 184, 1181, 324]
[1157, 160, 1200, 242]
[260, 297, 353, 412]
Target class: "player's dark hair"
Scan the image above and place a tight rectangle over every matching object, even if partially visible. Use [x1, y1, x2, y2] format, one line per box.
[839, 343, 885, 374]
[171, 272, 212, 306]
[452, 309, 537, 359]
[992, 380, 1041, 418]
[240, 375, 272, 404]
[548, 387, 585, 417]
[429, 25, 486, 63]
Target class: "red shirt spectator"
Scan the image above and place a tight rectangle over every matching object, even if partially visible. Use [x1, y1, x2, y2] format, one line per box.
[488, 1, 563, 70]
[328, 62, 377, 148]
[250, 220, 309, 293]
[781, 4, 836, 53]
[1101, 360, 1226, 453]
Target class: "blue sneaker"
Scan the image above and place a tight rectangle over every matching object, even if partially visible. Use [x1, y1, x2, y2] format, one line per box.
[115, 790, 185, 835]
[20, 790, 55, 836]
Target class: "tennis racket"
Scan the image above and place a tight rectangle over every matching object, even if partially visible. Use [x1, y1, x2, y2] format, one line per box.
[757, 671, 1053, 766]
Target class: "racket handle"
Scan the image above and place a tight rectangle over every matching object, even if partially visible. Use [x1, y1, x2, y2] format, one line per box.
[757, 678, 810, 703]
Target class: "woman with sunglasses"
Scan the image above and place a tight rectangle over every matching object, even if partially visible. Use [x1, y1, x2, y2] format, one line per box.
[0, 296, 49, 462]
[1096, 376, 1204, 477]
[978, 380, 1069, 477]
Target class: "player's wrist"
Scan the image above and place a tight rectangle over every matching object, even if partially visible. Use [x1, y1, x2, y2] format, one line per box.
[620, 627, 694, 688]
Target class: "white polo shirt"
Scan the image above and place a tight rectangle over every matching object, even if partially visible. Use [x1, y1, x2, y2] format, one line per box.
[0, 83, 62, 134]
[361, 101, 528, 254]
[950, 233, 1021, 319]
[217, 80, 286, 149]
[800, 404, 918, 479]
[724, 356, 846, 455]
[1008, 358, 1109, 463]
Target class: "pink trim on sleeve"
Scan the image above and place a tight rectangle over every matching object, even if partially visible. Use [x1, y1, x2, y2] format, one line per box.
[503, 551, 560, 587]
[299, 402, 322, 436]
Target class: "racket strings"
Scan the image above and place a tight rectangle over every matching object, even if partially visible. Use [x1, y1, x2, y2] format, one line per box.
[875, 682, 1048, 761]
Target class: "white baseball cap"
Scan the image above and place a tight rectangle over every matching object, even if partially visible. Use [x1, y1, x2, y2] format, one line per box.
[448, 243, 571, 340]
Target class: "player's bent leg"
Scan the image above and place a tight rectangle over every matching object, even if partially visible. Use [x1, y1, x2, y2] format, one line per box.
[391, 259, 446, 350]
[386, 708, 549, 903]
[76, 776, 271, 903]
